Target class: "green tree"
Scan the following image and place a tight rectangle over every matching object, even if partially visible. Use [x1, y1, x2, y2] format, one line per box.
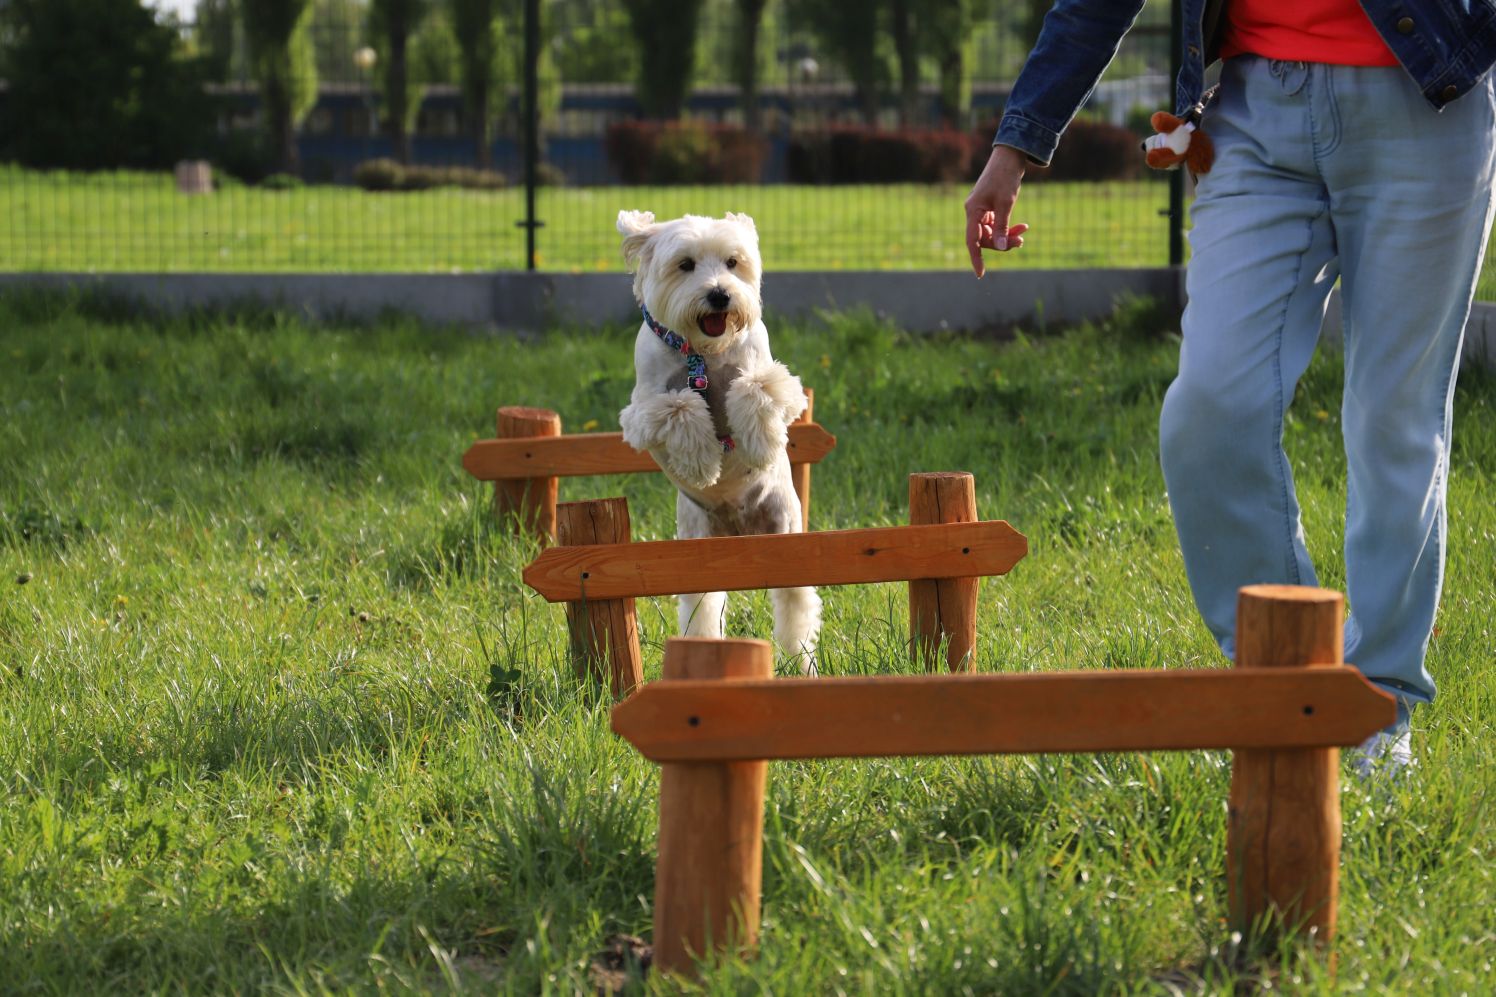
[242, 0, 318, 175]
[1, 0, 213, 169]
[789, 0, 886, 125]
[734, 0, 767, 132]
[449, 0, 506, 167]
[194, 0, 242, 81]
[369, 0, 431, 163]
[920, 0, 987, 127]
[312, 0, 368, 81]
[621, 0, 703, 120]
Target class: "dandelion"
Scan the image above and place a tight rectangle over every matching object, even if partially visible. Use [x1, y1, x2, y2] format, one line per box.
[582, 418, 600, 431]
[1315, 409, 1330, 421]
[819, 354, 831, 369]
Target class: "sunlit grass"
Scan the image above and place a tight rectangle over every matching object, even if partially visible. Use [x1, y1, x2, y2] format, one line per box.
[1, 291, 1493, 990]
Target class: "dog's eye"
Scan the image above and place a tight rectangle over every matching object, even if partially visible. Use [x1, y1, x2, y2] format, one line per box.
[726, 257, 738, 270]
[678, 259, 695, 273]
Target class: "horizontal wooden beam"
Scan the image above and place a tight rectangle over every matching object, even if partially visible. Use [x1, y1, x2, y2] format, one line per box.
[523, 520, 1028, 602]
[611, 667, 1397, 762]
[463, 423, 837, 480]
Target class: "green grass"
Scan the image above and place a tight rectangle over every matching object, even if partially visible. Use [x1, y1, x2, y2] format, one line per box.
[2, 291, 1494, 992]
[1, 165, 1171, 273]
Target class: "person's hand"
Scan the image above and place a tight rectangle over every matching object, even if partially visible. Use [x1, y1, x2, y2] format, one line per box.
[964, 144, 1031, 278]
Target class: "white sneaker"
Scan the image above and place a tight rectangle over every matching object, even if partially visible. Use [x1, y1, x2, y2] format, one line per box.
[1348, 729, 1414, 780]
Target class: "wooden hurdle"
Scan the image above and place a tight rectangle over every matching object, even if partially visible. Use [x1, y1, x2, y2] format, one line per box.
[463, 390, 835, 545]
[521, 472, 1026, 692]
[612, 586, 1396, 979]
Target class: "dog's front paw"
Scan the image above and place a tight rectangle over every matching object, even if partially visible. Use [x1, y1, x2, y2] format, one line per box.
[726, 362, 805, 469]
[621, 390, 722, 488]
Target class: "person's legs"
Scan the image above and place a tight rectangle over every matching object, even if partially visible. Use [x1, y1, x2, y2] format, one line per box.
[1320, 67, 1496, 721]
[1161, 57, 1340, 655]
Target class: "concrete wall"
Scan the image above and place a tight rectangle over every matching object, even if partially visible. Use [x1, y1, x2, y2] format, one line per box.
[0, 268, 1183, 336]
[2, 269, 1492, 371]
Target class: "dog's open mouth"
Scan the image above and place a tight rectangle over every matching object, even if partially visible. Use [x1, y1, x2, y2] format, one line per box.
[698, 313, 729, 337]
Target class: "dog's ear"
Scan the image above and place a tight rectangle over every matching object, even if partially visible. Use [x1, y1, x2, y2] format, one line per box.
[724, 211, 757, 233]
[617, 210, 657, 270]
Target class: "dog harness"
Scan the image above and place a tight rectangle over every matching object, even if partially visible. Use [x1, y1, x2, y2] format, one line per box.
[641, 305, 735, 452]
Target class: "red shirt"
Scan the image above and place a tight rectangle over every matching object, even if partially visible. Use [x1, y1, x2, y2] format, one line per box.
[1220, 0, 1400, 66]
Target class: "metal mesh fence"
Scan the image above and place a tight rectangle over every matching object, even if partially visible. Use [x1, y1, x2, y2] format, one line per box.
[42, 1, 1496, 289]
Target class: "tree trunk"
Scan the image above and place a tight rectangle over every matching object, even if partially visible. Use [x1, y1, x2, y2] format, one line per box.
[891, 0, 920, 127]
[736, 0, 766, 132]
[473, 87, 492, 168]
[268, 76, 300, 175]
[388, 14, 411, 164]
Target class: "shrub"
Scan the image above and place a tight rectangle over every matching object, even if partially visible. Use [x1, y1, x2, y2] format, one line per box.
[970, 116, 1145, 183]
[603, 121, 768, 185]
[212, 127, 277, 185]
[788, 127, 981, 184]
[260, 172, 305, 190]
[352, 159, 509, 191]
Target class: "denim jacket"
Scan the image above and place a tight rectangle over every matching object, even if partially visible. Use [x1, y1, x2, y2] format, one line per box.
[996, 0, 1496, 165]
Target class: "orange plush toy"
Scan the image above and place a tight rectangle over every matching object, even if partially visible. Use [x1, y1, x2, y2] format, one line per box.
[1142, 109, 1215, 175]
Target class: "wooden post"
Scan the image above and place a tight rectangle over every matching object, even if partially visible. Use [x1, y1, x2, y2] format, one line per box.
[495, 406, 561, 544]
[791, 388, 814, 531]
[1228, 584, 1343, 947]
[653, 637, 771, 978]
[555, 498, 642, 698]
[908, 472, 979, 672]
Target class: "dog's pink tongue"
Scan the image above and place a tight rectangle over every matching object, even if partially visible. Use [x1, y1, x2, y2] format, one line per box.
[702, 313, 728, 337]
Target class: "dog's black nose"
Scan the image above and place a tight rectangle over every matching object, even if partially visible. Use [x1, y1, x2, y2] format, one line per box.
[706, 288, 731, 310]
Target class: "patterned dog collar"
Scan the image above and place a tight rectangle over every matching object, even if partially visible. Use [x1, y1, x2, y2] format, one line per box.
[641, 305, 735, 452]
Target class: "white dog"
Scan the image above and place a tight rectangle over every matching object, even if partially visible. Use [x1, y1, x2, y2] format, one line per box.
[616, 209, 822, 670]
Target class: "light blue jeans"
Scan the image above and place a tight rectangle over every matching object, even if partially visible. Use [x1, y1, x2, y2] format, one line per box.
[1161, 56, 1496, 725]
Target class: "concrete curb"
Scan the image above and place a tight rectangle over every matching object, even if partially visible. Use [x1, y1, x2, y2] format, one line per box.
[0, 268, 1183, 336]
[0, 269, 1490, 371]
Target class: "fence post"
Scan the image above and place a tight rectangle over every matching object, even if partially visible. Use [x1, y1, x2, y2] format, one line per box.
[494, 406, 561, 544]
[1227, 584, 1343, 947]
[908, 472, 978, 672]
[791, 387, 814, 531]
[555, 498, 643, 698]
[653, 637, 771, 978]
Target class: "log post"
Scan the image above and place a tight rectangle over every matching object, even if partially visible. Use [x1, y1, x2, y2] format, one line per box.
[908, 472, 979, 672]
[1227, 584, 1343, 947]
[653, 637, 771, 978]
[791, 387, 814, 531]
[555, 498, 642, 698]
[494, 406, 561, 545]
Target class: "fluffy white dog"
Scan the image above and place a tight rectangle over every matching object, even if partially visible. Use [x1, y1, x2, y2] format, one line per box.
[616, 209, 822, 670]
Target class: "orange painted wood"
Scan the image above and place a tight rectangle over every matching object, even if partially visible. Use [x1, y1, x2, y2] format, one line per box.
[653, 638, 771, 978]
[522, 520, 1028, 603]
[493, 406, 561, 544]
[1228, 585, 1359, 946]
[908, 472, 979, 672]
[610, 666, 1395, 763]
[556, 499, 643, 698]
[791, 388, 814, 532]
[462, 421, 837, 480]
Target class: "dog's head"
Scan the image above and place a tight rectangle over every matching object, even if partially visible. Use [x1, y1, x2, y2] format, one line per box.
[617, 210, 762, 355]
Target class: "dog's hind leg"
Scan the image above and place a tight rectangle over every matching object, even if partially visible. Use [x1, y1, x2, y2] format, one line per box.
[678, 590, 728, 639]
[675, 490, 727, 638]
[770, 586, 821, 674]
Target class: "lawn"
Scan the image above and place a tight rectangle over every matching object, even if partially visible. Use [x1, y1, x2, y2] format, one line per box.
[2, 166, 1171, 273]
[1, 291, 1494, 992]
